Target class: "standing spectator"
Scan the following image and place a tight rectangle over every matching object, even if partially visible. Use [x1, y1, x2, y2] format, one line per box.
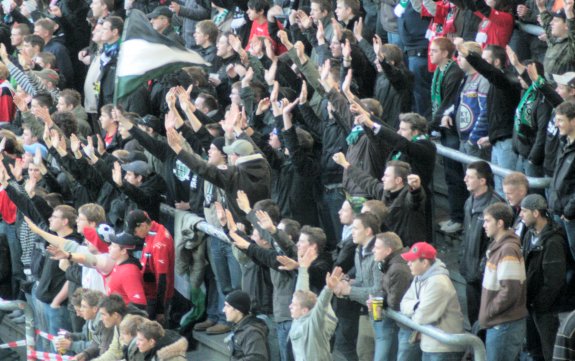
[223, 290, 270, 361]
[147, 6, 185, 46]
[536, 0, 575, 80]
[502, 172, 529, 238]
[479, 202, 527, 361]
[97, 17, 123, 110]
[126, 210, 175, 323]
[33, 18, 74, 88]
[520, 194, 566, 361]
[90, 0, 113, 21]
[401, 242, 466, 360]
[333, 213, 381, 361]
[0, 63, 15, 124]
[432, 37, 466, 234]
[371, 232, 412, 361]
[168, 0, 211, 48]
[548, 101, 575, 260]
[460, 161, 503, 326]
[192, 20, 218, 64]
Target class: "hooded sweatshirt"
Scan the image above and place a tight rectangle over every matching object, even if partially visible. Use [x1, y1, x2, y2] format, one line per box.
[400, 259, 465, 353]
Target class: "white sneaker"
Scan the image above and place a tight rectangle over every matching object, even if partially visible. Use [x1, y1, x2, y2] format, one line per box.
[442, 221, 463, 233]
[438, 219, 451, 228]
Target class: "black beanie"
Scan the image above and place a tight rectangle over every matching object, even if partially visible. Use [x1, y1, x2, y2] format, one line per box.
[225, 290, 251, 315]
[212, 137, 226, 154]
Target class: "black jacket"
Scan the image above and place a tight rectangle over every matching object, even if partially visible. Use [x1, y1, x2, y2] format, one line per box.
[177, 147, 271, 224]
[347, 165, 427, 247]
[549, 140, 575, 219]
[460, 190, 504, 283]
[523, 222, 566, 313]
[466, 52, 521, 144]
[430, 62, 465, 129]
[228, 315, 270, 361]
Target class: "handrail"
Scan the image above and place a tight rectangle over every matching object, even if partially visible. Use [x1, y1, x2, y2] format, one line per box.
[435, 143, 551, 189]
[0, 300, 35, 360]
[383, 308, 486, 361]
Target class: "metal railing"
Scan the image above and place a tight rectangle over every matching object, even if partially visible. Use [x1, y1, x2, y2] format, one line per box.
[435, 143, 551, 189]
[0, 300, 34, 361]
[384, 308, 487, 361]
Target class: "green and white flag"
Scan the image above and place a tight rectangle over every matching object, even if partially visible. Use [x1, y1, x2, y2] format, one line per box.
[114, 9, 208, 102]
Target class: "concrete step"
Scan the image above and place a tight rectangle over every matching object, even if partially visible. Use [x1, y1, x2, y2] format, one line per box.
[0, 312, 27, 360]
[192, 330, 231, 361]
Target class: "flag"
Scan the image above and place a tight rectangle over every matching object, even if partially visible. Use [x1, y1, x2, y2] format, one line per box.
[114, 9, 209, 102]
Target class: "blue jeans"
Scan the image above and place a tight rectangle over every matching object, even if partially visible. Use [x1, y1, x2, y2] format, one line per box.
[491, 138, 518, 196]
[0, 221, 23, 299]
[387, 32, 404, 51]
[422, 352, 465, 361]
[318, 187, 345, 251]
[276, 320, 293, 361]
[31, 284, 49, 351]
[397, 327, 422, 361]
[372, 317, 399, 361]
[516, 155, 543, 178]
[407, 55, 432, 120]
[486, 318, 526, 361]
[554, 216, 575, 262]
[207, 236, 242, 323]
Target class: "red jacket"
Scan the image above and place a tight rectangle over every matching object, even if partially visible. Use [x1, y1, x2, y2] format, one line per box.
[474, 9, 514, 48]
[106, 259, 147, 306]
[140, 221, 175, 305]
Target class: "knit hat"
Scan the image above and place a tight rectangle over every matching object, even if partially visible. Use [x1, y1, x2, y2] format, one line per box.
[223, 139, 254, 156]
[225, 290, 251, 315]
[212, 137, 226, 154]
[520, 194, 548, 211]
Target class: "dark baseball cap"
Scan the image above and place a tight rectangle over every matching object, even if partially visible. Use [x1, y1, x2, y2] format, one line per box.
[147, 6, 172, 19]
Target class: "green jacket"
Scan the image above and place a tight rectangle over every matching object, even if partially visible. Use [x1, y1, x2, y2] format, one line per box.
[541, 11, 575, 79]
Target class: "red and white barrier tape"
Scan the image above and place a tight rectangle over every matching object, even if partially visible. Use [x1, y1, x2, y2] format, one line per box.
[27, 349, 75, 361]
[34, 330, 56, 341]
[0, 339, 27, 348]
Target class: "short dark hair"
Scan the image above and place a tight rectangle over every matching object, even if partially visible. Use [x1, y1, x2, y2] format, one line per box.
[399, 113, 428, 134]
[104, 16, 124, 34]
[99, 294, 127, 317]
[24, 34, 45, 50]
[386, 160, 411, 184]
[52, 111, 79, 138]
[32, 93, 52, 108]
[197, 92, 218, 112]
[354, 212, 380, 235]
[82, 289, 104, 307]
[253, 199, 281, 224]
[247, 0, 270, 13]
[279, 218, 301, 241]
[467, 161, 495, 189]
[362, 200, 389, 225]
[71, 288, 85, 307]
[300, 226, 327, 252]
[338, 0, 360, 15]
[557, 101, 575, 119]
[36, 52, 56, 68]
[120, 315, 147, 337]
[484, 202, 514, 229]
[484, 45, 506, 68]
[54, 205, 78, 229]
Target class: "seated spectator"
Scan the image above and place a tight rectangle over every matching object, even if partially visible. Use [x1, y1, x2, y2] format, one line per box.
[193, 20, 218, 64]
[222, 290, 270, 360]
[118, 314, 147, 360]
[135, 320, 188, 360]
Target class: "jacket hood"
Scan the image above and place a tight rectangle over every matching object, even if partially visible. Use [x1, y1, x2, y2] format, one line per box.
[489, 230, 521, 255]
[153, 330, 188, 360]
[417, 258, 449, 282]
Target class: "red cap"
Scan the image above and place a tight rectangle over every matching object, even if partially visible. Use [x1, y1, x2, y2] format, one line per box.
[401, 242, 437, 262]
[84, 226, 109, 254]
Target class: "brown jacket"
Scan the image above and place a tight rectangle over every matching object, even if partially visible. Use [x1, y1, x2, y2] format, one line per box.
[381, 249, 412, 310]
[478, 230, 528, 328]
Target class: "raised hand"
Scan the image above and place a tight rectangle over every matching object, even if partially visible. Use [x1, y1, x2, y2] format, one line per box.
[298, 247, 317, 268]
[277, 30, 293, 50]
[332, 152, 350, 169]
[166, 127, 184, 154]
[326, 266, 344, 290]
[236, 190, 252, 213]
[112, 161, 123, 187]
[264, 59, 278, 86]
[299, 80, 308, 104]
[277, 255, 299, 271]
[69, 133, 81, 154]
[407, 174, 421, 190]
[24, 175, 37, 198]
[256, 210, 276, 233]
[526, 63, 540, 82]
[9, 158, 23, 182]
[353, 17, 364, 41]
[256, 97, 271, 116]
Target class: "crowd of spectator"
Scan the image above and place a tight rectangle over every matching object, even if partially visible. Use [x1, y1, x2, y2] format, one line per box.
[0, 0, 574, 360]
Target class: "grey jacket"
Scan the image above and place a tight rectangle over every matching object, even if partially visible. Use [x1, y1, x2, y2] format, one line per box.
[289, 267, 337, 361]
[176, 0, 211, 48]
[349, 237, 384, 307]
